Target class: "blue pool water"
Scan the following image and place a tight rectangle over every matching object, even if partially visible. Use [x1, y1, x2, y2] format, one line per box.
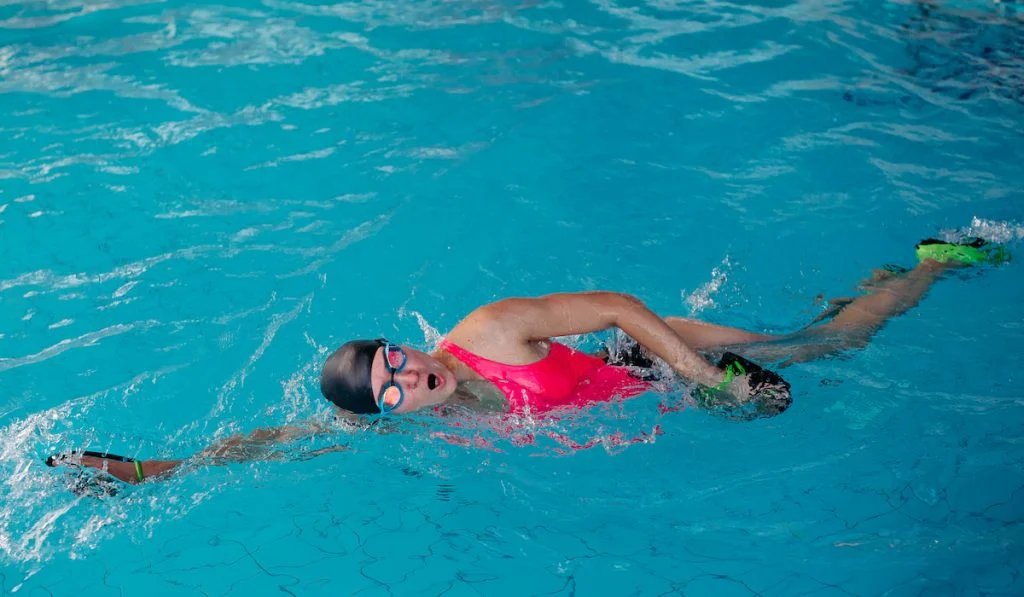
[2, 0, 1023, 594]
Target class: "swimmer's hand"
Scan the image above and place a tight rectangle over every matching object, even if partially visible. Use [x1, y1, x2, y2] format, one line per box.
[695, 352, 792, 420]
[46, 450, 181, 485]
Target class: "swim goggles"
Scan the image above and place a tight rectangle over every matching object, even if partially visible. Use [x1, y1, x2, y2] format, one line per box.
[377, 339, 408, 415]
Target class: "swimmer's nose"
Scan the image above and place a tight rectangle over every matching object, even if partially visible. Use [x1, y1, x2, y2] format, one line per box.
[395, 369, 421, 389]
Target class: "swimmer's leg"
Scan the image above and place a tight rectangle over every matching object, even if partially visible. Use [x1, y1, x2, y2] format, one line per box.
[731, 259, 952, 365]
[663, 258, 944, 355]
[657, 238, 1006, 376]
[784, 260, 948, 359]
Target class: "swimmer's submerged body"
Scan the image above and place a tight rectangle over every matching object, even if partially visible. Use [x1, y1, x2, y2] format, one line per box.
[47, 238, 1009, 488]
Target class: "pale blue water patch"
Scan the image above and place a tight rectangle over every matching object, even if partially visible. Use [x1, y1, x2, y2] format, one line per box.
[1, 0, 1023, 594]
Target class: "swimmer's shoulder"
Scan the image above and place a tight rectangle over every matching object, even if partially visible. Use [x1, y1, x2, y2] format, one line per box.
[447, 298, 528, 346]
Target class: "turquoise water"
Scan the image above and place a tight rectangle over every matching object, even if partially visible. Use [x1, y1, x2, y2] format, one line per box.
[2, 0, 1024, 594]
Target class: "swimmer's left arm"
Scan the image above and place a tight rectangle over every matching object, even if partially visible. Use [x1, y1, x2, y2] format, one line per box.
[196, 420, 341, 464]
[54, 420, 345, 485]
[487, 292, 725, 387]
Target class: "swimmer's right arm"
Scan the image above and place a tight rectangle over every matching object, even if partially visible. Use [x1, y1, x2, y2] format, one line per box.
[487, 292, 790, 406]
[485, 291, 727, 387]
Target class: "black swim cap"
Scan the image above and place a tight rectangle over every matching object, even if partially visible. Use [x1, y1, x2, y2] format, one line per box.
[320, 339, 385, 414]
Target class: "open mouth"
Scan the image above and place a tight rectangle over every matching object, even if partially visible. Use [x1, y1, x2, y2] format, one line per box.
[427, 374, 440, 390]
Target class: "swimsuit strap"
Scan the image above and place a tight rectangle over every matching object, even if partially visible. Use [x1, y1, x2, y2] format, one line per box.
[438, 339, 485, 369]
[439, 338, 570, 370]
[438, 338, 539, 381]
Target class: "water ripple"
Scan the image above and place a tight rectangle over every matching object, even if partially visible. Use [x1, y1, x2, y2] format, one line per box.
[0, 0, 1022, 593]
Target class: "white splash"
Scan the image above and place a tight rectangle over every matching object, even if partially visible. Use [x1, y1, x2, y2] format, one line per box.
[0, 399, 88, 564]
[275, 357, 318, 424]
[408, 311, 444, 350]
[683, 256, 732, 316]
[943, 217, 1024, 244]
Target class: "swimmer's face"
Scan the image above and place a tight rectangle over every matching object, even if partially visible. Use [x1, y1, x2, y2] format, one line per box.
[369, 344, 456, 413]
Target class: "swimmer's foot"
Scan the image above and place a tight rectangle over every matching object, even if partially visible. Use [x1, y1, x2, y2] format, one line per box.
[916, 237, 1011, 267]
[694, 352, 792, 421]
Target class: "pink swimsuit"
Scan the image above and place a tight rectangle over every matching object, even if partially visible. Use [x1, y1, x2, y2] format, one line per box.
[439, 339, 651, 414]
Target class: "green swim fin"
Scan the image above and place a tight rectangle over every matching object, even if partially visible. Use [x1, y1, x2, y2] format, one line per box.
[915, 237, 1011, 266]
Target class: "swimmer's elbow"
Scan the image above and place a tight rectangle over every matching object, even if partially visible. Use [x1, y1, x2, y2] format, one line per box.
[612, 292, 644, 308]
[486, 292, 641, 339]
[562, 291, 646, 328]
[606, 292, 648, 324]
[565, 291, 647, 329]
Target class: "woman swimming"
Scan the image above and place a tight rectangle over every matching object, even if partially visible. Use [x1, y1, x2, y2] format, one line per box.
[46, 238, 1008, 488]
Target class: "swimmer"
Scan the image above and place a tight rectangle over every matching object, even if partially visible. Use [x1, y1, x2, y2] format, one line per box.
[46, 238, 1009, 489]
